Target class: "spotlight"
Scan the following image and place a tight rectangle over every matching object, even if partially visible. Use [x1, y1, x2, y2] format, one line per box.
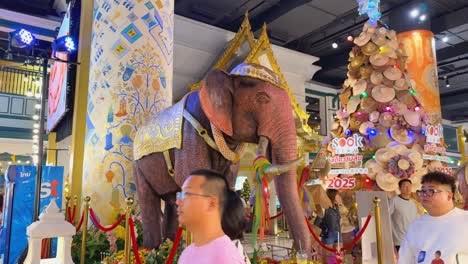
[445, 77, 450, 88]
[52, 35, 76, 55]
[332, 42, 338, 49]
[442, 36, 449, 43]
[410, 9, 420, 18]
[9, 28, 36, 48]
[419, 14, 427, 21]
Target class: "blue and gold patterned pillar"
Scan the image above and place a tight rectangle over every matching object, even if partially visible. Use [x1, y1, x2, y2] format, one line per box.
[83, 0, 173, 223]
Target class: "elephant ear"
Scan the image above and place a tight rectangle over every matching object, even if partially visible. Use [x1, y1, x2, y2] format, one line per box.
[200, 70, 234, 136]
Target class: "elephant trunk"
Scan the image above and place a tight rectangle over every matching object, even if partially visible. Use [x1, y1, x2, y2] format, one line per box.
[257, 112, 312, 255]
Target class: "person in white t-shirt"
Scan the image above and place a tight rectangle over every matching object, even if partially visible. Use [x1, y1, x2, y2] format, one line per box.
[389, 179, 418, 253]
[398, 172, 468, 264]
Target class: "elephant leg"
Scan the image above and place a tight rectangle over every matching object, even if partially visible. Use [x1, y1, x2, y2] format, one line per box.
[162, 192, 179, 240]
[134, 164, 163, 248]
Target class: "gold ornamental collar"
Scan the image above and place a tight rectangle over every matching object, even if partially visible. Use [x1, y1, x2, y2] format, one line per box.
[230, 63, 285, 89]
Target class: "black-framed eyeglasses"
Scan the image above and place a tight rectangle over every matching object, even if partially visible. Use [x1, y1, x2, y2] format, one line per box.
[176, 191, 212, 200]
[416, 189, 449, 197]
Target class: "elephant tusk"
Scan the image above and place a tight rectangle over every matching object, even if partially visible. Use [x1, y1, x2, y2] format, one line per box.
[264, 158, 302, 176]
[256, 136, 269, 156]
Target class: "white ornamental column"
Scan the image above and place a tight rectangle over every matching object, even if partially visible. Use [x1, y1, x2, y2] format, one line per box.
[83, 0, 173, 223]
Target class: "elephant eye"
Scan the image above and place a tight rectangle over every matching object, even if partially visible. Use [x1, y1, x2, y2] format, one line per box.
[255, 92, 271, 104]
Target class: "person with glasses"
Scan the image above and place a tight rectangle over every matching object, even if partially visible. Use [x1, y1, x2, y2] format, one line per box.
[389, 179, 418, 254]
[176, 169, 246, 264]
[398, 172, 468, 264]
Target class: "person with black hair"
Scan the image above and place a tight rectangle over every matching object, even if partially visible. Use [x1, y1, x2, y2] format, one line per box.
[389, 178, 418, 253]
[398, 172, 468, 264]
[176, 169, 246, 264]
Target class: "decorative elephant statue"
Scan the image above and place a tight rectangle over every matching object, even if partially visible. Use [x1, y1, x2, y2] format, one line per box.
[455, 163, 468, 210]
[133, 63, 312, 254]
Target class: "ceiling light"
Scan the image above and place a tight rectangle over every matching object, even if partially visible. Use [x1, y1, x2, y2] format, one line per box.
[33, 115, 39, 120]
[410, 9, 420, 18]
[26, 160, 30, 164]
[332, 42, 338, 49]
[34, 93, 41, 99]
[33, 123, 39, 128]
[9, 28, 36, 48]
[419, 14, 427, 21]
[23, 74, 28, 81]
[442, 36, 449, 42]
[445, 77, 450, 87]
[53, 35, 76, 54]
[33, 129, 39, 134]
[35, 104, 41, 109]
[347, 35, 354, 42]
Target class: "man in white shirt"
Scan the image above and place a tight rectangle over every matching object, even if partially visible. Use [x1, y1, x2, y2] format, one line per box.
[398, 172, 468, 264]
[389, 179, 418, 253]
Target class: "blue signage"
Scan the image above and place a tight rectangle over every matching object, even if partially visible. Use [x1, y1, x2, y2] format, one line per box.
[0, 165, 64, 264]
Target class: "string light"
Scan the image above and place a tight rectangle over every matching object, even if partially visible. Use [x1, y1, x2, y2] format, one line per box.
[414, 106, 421, 111]
[372, 155, 376, 159]
[409, 89, 416, 95]
[347, 35, 354, 42]
[369, 128, 377, 136]
[385, 106, 391, 111]
[361, 92, 368, 98]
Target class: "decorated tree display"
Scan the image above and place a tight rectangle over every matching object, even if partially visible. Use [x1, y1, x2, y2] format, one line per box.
[325, 20, 450, 192]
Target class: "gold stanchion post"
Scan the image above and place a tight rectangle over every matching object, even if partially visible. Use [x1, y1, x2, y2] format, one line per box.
[124, 196, 134, 264]
[184, 227, 192, 245]
[373, 197, 383, 264]
[457, 126, 466, 162]
[80, 196, 91, 264]
[65, 195, 71, 221]
[73, 195, 78, 223]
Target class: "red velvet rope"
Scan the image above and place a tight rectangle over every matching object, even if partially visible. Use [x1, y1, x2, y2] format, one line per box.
[88, 208, 126, 232]
[305, 214, 373, 252]
[166, 226, 183, 264]
[341, 214, 372, 251]
[129, 218, 142, 264]
[72, 205, 76, 222]
[464, 205, 468, 210]
[246, 210, 284, 220]
[304, 216, 336, 252]
[67, 207, 72, 223]
[76, 210, 85, 232]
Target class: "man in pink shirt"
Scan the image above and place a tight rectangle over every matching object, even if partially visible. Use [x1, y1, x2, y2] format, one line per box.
[176, 169, 246, 264]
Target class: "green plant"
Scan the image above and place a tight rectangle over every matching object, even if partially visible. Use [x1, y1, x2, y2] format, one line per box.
[72, 227, 110, 264]
[145, 238, 185, 264]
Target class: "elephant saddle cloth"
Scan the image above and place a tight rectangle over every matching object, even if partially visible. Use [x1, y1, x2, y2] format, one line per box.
[134, 94, 187, 160]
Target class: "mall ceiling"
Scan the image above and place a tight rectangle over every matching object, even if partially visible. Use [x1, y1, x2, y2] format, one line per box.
[1, 0, 468, 122]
